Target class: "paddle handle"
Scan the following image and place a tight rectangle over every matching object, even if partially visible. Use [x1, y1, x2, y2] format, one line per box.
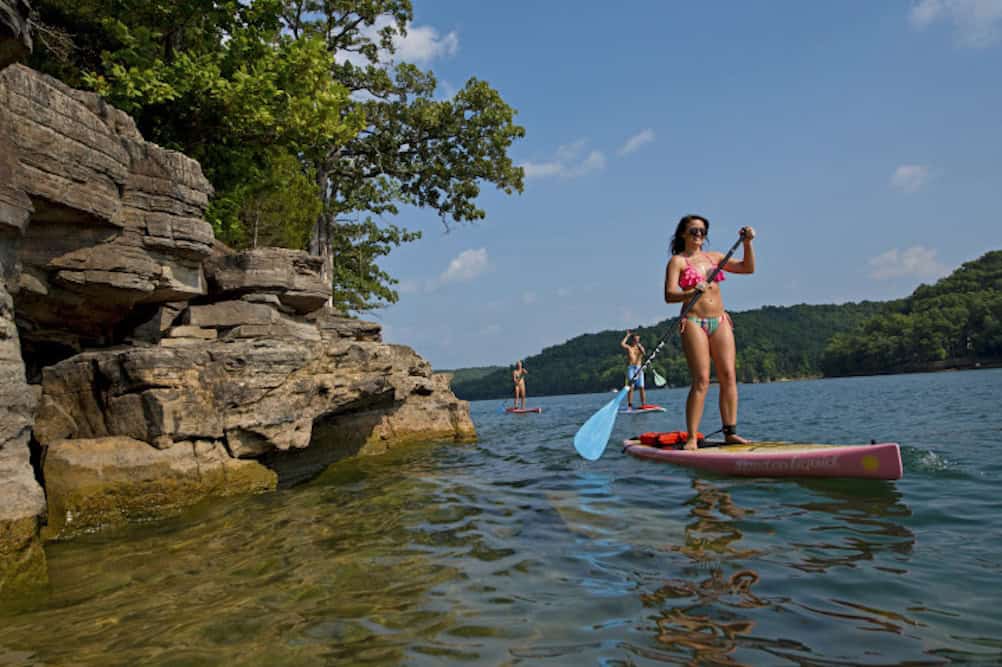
[627, 230, 748, 385]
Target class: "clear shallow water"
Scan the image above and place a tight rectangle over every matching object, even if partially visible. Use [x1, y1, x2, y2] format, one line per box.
[2, 369, 1001, 665]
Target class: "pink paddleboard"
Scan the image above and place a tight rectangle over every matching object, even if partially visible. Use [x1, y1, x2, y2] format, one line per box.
[622, 439, 902, 480]
[506, 407, 542, 414]
[619, 404, 666, 414]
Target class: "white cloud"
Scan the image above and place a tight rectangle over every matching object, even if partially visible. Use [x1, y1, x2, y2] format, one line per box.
[335, 18, 459, 68]
[521, 291, 538, 305]
[520, 139, 607, 181]
[567, 150, 606, 178]
[868, 245, 950, 280]
[909, 0, 1002, 47]
[891, 164, 931, 193]
[403, 248, 489, 294]
[440, 248, 489, 284]
[556, 139, 588, 163]
[522, 161, 564, 179]
[395, 23, 459, 63]
[618, 129, 656, 156]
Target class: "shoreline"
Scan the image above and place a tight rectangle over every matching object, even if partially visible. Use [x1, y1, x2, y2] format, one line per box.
[458, 363, 1002, 402]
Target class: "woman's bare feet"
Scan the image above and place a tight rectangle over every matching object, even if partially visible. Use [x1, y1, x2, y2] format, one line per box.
[724, 433, 748, 444]
[683, 436, 699, 451]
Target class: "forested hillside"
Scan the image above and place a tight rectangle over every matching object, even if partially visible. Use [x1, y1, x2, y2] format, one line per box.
[821, 250, 1002, 375]
[451, 302, 887, 400]
[451, 250, 1002, 401]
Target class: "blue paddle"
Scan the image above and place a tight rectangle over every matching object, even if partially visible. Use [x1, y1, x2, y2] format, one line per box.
[573, 231, 747, 461]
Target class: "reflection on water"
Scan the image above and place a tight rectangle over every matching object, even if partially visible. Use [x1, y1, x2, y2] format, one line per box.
[787, 480, 916, 574]
[636, 476, 929, 666]
[640, 479, 764, 665]
[673, 479, 759, 563]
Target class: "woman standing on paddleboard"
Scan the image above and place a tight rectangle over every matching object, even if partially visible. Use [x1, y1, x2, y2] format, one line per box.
[512, 360, 528, 410]
[664, 215, 756, 450]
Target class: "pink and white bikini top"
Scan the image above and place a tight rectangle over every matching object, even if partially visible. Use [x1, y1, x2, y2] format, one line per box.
[678, 253, 726, 289]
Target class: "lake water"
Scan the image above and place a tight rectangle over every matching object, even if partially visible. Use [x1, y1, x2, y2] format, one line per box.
[1, 369, 1000, 665]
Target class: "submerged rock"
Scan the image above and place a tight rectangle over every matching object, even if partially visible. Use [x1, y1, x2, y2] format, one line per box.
[42, 437, 276, 539]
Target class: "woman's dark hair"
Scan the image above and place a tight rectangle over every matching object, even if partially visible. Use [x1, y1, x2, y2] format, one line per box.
[670, 214, 709, 255]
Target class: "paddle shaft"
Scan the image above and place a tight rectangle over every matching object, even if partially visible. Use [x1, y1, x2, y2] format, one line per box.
[627, 232, 747, 385]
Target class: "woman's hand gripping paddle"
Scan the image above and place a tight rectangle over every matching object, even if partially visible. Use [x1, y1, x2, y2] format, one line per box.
[573, 230, 747, 461]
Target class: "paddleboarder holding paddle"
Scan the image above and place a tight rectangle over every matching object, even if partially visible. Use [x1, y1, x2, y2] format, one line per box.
[512, 360, 528, 410]
[665, 215, 756, 450]
[620, 331, 648, 410]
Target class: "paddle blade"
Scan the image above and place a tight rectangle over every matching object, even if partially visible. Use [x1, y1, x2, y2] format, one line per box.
[574, 387, 628, 461]
[497, 402, 507, 414]
[652, 367, 667, 387]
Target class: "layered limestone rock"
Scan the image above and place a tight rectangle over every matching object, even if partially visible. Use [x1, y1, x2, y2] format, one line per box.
[35, 308, 475, 517]
[1, 64, 214, 355]
[204, 247, 331, 314]
[0, 0, 46, 594]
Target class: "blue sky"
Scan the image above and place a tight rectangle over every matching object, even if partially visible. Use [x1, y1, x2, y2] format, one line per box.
[368, 1, 1002, 369]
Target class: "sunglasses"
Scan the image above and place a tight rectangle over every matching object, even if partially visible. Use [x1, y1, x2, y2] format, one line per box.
[686, 227, 707, 238]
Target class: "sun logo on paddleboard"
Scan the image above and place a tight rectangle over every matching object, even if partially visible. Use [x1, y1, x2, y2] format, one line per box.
[861, 454, 879, 473]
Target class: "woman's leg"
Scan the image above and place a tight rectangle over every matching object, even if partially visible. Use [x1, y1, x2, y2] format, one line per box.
[681, 323, 711, 450]
[708, 317, 746, 443]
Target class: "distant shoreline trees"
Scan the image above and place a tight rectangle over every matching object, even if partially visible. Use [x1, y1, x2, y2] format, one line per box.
[450, 251, 1002, 401]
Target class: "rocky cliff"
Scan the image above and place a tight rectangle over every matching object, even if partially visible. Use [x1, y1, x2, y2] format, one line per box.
[0, 14, 475, 593]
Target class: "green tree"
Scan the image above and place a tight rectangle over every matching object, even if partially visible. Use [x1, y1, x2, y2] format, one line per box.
[30, 0, 363, 249]
[280, 0, 525, 311]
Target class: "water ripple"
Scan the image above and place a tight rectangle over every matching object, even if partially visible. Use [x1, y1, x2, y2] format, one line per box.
[1, 369, 1000, 665]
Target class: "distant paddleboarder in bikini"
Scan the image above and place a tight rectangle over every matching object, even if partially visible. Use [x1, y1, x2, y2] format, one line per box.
[620, 331, 647, 410]
[512, 360, 528, 409]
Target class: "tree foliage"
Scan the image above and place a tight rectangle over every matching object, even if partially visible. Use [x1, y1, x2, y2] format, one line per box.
[281, 0, 525, 310]
[29, 0, 524, 311]
[820, 250, 1002, 375]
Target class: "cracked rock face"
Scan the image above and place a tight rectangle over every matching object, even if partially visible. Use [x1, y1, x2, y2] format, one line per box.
[204, 247, 331, 314]
[32, 307, 475, 538]
[35, 313, 475, 462]
[1, 65, 214, 352]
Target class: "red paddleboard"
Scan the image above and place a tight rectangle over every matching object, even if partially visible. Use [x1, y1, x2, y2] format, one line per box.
[619, 404, 666, 414]
[622, 439, 902, 480]
[506, 407, 542, 414]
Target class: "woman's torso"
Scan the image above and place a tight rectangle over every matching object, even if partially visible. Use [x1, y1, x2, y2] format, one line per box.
[676, 252, 726, 318]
